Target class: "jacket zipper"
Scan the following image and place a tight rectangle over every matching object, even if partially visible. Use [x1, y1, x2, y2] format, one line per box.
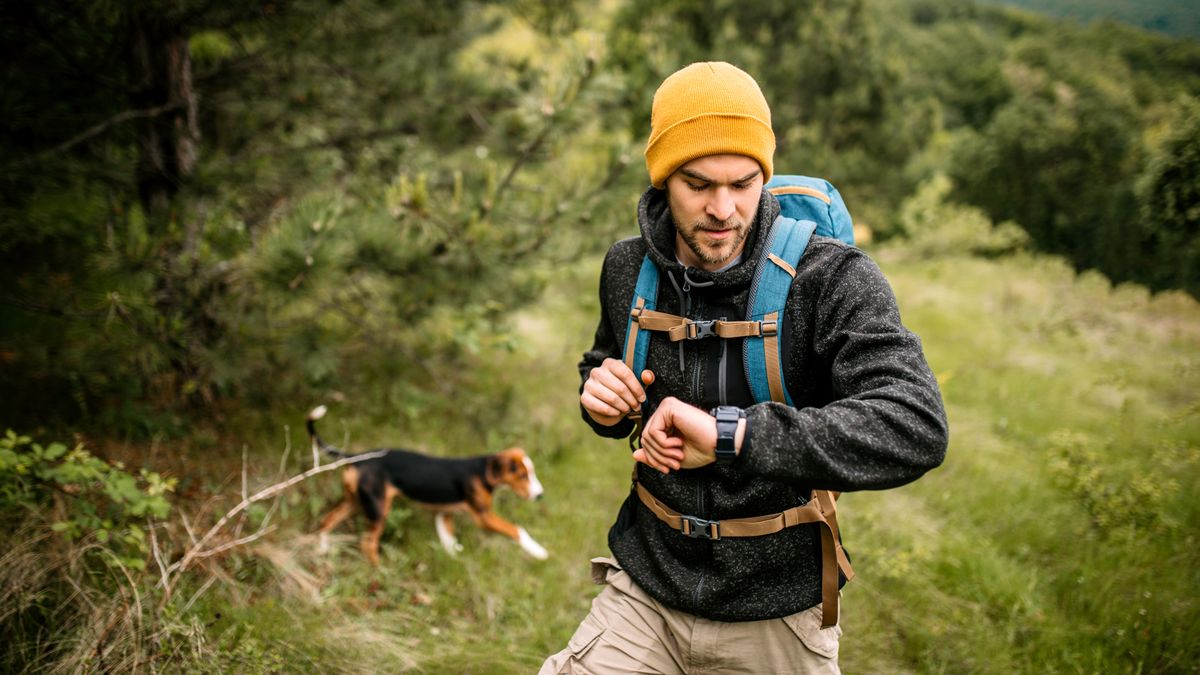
[693, 477, 707, 607]
[690, 297, 704, 404]
[690, 295, 708, 608]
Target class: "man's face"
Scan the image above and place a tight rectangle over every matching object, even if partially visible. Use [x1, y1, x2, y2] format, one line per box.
[665, 154, 763, 271]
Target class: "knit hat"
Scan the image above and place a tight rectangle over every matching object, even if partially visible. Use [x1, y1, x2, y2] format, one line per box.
[645, 62, 775, 189]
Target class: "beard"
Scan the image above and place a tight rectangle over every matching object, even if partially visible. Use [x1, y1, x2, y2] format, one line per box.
[676, 216, 751, 268]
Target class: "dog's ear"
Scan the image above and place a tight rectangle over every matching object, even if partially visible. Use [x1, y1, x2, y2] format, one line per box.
[485, 455, 503, 484]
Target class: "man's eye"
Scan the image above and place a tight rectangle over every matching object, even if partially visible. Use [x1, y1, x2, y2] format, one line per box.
[687, 183, 707, 192]
[732, 182, 751, 190]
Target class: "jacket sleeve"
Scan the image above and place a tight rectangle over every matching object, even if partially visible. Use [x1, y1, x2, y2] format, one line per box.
[738, 248, 948, 491]
[578, 248, 637, 440]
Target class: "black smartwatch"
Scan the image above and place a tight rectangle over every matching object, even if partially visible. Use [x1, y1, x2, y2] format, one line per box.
[710, 406, 745, 465]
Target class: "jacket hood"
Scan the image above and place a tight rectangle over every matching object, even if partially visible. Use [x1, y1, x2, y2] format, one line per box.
[636, 185, 780, 290]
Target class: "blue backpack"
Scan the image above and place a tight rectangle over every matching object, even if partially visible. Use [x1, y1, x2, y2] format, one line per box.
[622, 175, 855, 406]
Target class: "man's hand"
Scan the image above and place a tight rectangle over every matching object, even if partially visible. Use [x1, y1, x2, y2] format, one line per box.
[635, 397, 745, 473]
[581, 358, 654, 426]
[636, 397, 713, 472]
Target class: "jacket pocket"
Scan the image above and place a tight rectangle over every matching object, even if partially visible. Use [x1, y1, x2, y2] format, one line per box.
[782, 604, 842, 660]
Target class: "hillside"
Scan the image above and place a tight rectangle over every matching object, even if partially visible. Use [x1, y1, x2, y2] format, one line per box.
[983, 0, 1200, 39]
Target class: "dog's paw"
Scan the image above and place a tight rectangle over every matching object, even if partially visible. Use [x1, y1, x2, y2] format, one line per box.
[435, 515, 463, 555]
[317, 532, 331, 554]
[518, 527, 549, 560]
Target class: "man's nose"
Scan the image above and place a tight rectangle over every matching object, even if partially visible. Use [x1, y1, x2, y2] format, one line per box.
[707, 188, 736, 222]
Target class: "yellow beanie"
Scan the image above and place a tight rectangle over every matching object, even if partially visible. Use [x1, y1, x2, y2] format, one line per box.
[645, 62, 775, 189]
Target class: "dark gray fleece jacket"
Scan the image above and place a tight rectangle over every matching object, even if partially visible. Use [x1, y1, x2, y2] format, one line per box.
[578, 186, 948, 622]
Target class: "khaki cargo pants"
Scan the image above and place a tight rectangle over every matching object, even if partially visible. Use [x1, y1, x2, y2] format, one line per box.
[539, 558, 841, 675]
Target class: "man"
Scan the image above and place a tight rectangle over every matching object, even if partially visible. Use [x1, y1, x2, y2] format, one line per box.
[541, 62, 948, 674]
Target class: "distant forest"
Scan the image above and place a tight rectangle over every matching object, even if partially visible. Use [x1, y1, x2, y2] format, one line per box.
[985, 0, 1200, 39]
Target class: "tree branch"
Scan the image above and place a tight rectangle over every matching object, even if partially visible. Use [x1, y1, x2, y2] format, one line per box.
[162, 449, 386, 592]
[4, 103, 183, 171]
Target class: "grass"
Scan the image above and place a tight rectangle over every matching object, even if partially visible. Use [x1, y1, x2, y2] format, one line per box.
[847, 246, 1199, 673]
[6, 230, 1198, 672]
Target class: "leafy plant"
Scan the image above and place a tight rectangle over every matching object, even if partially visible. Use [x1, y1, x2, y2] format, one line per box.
[0, 429, 175, 569]
[1047, 430, 1183, 535]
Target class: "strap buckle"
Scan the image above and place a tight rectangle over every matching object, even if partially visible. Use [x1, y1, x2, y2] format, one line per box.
[685, 320, 718, 340]
[680, 514, 721, 540]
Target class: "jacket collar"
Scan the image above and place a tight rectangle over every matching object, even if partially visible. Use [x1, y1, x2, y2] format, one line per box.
[636, 185, 780, 290]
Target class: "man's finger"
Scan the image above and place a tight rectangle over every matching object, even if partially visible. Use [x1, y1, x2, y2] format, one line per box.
[603, 358, 647, 403]
[642, 445, 678, 473]
[641, 424, 684, 471]
[644, 427, 684, 458]
[580, 391, 621, 419]
[584, 377, 631, 413]
[632, 448, 670, 474]
[592, 367, 641, 412]
[644, 444, 681, 471]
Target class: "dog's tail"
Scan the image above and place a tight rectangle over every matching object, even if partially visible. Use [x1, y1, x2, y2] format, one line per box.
[306, 405, 349, 459]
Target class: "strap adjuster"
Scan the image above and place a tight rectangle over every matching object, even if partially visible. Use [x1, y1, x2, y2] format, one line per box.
[760, 321, 778, 337]
[680, 514, 721, 540]
[685, 320, 718, 339]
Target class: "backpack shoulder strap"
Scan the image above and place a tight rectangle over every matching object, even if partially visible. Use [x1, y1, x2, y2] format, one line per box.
[743, 216, 816, 406]
[622, 254, 660, 383]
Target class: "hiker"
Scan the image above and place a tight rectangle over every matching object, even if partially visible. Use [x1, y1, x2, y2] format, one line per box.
[539, 61, 948, 674]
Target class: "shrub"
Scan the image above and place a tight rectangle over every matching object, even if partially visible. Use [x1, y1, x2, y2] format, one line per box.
[0, 429, 174, 570]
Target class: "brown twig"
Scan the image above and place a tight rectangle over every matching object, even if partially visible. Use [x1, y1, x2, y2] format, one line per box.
[191, 525, 278, 561]
[161, 449, 386, 597]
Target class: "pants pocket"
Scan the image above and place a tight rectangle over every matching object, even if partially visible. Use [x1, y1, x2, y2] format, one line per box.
[589, 556, 622, 585]
[539, 619, 605, 675]
[781, 603, 843, 660]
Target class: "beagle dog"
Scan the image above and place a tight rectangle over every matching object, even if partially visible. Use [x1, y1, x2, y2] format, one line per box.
[307, 406, 548, 563]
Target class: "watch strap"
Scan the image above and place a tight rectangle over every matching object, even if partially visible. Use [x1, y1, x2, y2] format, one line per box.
[711, 406, 745, 464]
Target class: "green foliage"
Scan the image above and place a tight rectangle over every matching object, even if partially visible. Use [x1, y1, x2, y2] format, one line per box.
[1136, 95, 1200, 296]
[950, 35, 1141, 265]
[892, 173, 1030, 258]
[0, 0, 635, 430]
[1047, 430, 1182, 534]
[0, 429, 175, 569]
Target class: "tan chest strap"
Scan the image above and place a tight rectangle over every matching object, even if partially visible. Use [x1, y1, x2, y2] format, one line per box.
[632, 307, 775, 342]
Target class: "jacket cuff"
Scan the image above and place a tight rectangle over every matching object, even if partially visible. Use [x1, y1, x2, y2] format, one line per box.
[580, 405, 637, 440]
